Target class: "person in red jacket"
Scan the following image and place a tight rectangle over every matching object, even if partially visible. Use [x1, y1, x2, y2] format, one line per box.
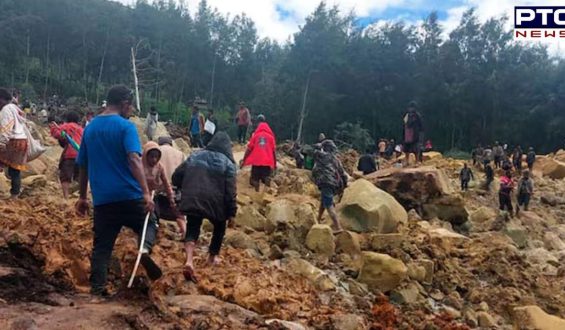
[241, 115, 276, 192]
[50, 111, 83, 199]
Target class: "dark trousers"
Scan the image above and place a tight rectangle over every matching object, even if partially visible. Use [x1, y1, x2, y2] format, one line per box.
[485, 178, 493, 191]
[461, 179, 469, 191]
[237, 125, 248, 144]
[499, 193, 513, 213]
[91, 199, 156, 292]
[527, 162, 534, 171]
[518, 193, 531, 210]
[191, 133, 203, 148]
[7, 167, 21, 196]
[184, 216, 226, 256]
[202, 132, 213, 146]
[494, 156, 501, 169]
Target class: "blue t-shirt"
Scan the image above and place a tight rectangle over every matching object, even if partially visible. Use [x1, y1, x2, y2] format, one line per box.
[76, 114, 143, 206]
[190, 114, 201, 135]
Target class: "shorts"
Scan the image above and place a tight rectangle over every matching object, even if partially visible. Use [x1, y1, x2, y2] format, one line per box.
[320, 187, 335, 209]
[403, 142, 418, 154]
[250, 166, 272, 186]
[59, 158, 79, 183]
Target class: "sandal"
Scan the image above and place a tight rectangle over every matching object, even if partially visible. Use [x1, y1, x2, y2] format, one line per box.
[183, 264, 198, 283]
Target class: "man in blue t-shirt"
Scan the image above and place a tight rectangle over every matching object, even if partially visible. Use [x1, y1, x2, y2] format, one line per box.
[75, 85, 162, 297]
[189, 106, 204, 148]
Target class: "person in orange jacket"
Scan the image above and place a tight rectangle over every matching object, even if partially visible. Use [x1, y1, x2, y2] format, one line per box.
[241, 115, 276, 192]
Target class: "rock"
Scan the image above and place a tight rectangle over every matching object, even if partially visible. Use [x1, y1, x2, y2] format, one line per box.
[335, 231, 361, 255]
[370, 233, 404, 250]
[443, 306, 462, 319]
[345, 279, 370, 296]
[265, 319, 308, 330]
[305, 224, 335, 256]
[129, 116, 171, 144]
[283, 258, 336, 291]
[419, 259, 434, 285]
[166, 294, 262, 328]
[422, 151, 443, 161]
[469, 206, 496, 223]
[503, 221, 528, 248]
[338, 179, 407, 233]
[422, 194, 469, 225]
[266, 199, 316, 237]
[523, 248, 559, 267]
[478, 301, 489, 312]
[21, 175, 47, 188]
[23, 159, 47, 177]
[330, 314, 366, 330]
[224, 231, 257, 250]
[9, 317, 38, 330]
[235, 205, 268, 231]
[357, 252, 408, 292]
[540, 193, 565, 207]
[464, 309, 478, 328]
[0, 174, 10, 197]
[173, 138, 191, 155]
[407, 263, 426, 283]
[539, 158, 565, 179]
[477, 311, 496, 327]
[543, 232, 565, 251]
[390, 282, 422, 305]
[428, 228, 469, 250]
[273, 169, 319, 197]
[513, 305, 565, 330]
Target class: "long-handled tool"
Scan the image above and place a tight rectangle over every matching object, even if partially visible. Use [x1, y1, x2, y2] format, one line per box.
[51, 122, 80, 152]
[128, 191, 155, 288]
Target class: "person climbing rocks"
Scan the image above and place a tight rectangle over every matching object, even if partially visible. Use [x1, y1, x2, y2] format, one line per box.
[75, 85, 161, 297]
[49, 110, 84, 199]
[318, 133, 327, 143]
[499, 170, 515, 217]
[472, 144, 484, 167]
[402, 101, 424, 166]
[482, 145, 493, 169]
[493, 141, 504, 169]
[501, 155, 513, 172]
[241, 115, 276, 193]
[157, 136, 186, 236]
[142, 141, 178, 245]
[526, 147, 536, 171]
[378, 139, 387, 158]
[512, 146, 523, 171]
[459, 163, 474, 191]
[0, 88, 27, 198]
[516, 170, 534, 213]
[172, 132, 237, 283]
[385, 139, 395, 159]
[189, 106, 204, 148]
[484, 162, 494, 191]
[202, 109, 218, 146]
[357, 149, 377, 175]
[235, 102, 251, 144]
[144, 106, 159, 141]
[291, 142, 305, 169]
[313, 139, 346, 234]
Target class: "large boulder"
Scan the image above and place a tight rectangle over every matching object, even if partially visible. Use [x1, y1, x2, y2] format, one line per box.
[305, 224, 335, 256]
[536, 157, 565, 179]
[469, 207, 496, 223]
[235, 205, 268, 231]
[422, 151, 443, 161]
[0, 174, 10, 197]
[513, 305, 565, 330]
[357, 252, 408, 292]
[338, 179, 406, 233]
[173, 138, 191, 155]
[272, 168, 319, 197]
[335, 231, 362, 255]
[283, 257, 336, 291]
[266, 199, 317, 237]
[129, 116, 171, 144]
[422, 194, 469, 225]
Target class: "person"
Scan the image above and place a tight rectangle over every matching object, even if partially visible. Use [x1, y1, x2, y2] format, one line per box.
[482, 145, 493, 169]
[484, 162, 494, 191]
[501, 155, 512, 172]
[142, 141, 177, 245]
[158, 136, 186, 236]
[493, 142, 504, 169]
[313, 139, 346, 233]
[172, 132, 237, 283]
[459, 163, 474, 191]
[0, 88, 27, 198]
[385, 139, 395, 159]
[75, 85, 161, 297]
[39, 107, 49, 124]
[499, 170, 514, 217]
[189, 106, 204, 148]
[517, 170, 533, 212]
[318, 133, 327, 143]
[144, 106, 159, 141]
[378, 139, 387, 158]
[425, 139, 433, 152]
[472, 144, 483, 167]
[49, 111, 84, 199]
[83, 111, 94, 127]
[402, 101, 424, 166]
[357, 150, 377, 175]
[512, 146, 523, 171]
[202, 109, 217, 146]
[291, 142, 305, 169]
[235, 102, 251, 144]
[302, 144, 315, 170]
[526, 147, 536, 171]
[241, 115, 276, 192]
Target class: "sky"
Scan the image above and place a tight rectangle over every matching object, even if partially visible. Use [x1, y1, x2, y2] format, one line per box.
[117, 0, 565, 54]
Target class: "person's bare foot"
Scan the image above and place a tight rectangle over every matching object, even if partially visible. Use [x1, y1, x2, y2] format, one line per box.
[176, 219, 186, 238]
[206, 255, 221, 266]
[183, 264, 198, 283]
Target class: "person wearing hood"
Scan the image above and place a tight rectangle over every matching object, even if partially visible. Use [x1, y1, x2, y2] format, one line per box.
[172, 132, 237, 283]
[157, 136, 186, 236]
[144, 106, 159, 141]
[241, 115, 276, 192]
[142, 141, 178, 252]
[313, 139, 346, 233]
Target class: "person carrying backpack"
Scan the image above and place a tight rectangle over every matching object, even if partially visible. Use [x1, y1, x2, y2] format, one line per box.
[526, 147, 536, 171]
[499, 170, 515, 217]
[517, 170, 534, 212]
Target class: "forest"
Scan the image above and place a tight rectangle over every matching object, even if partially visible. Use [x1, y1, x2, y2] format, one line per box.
[0, 0, 563, 152]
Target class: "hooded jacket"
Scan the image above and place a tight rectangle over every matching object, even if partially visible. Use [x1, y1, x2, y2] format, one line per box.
[243, 122, 276, 169]
[142, 141, 173, 197]
[172, 132, 237, 222]
[312, 140, 347, 192]
[158, 137, 185, 180]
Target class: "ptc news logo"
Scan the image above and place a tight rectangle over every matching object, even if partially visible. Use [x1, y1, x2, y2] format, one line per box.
[515, 6, 565, 39]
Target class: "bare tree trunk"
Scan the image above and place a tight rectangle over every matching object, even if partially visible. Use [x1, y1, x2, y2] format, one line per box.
[296, 72, 312, 143]
[209, 53, 216, 108]
[155, 35, 163, 102]
[96, 30, 109, 105]
[82, 32, 89, 102]
[43, 31, 51, 99]
[25, 29, 31, 84]
[131, 46, 141, 114]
